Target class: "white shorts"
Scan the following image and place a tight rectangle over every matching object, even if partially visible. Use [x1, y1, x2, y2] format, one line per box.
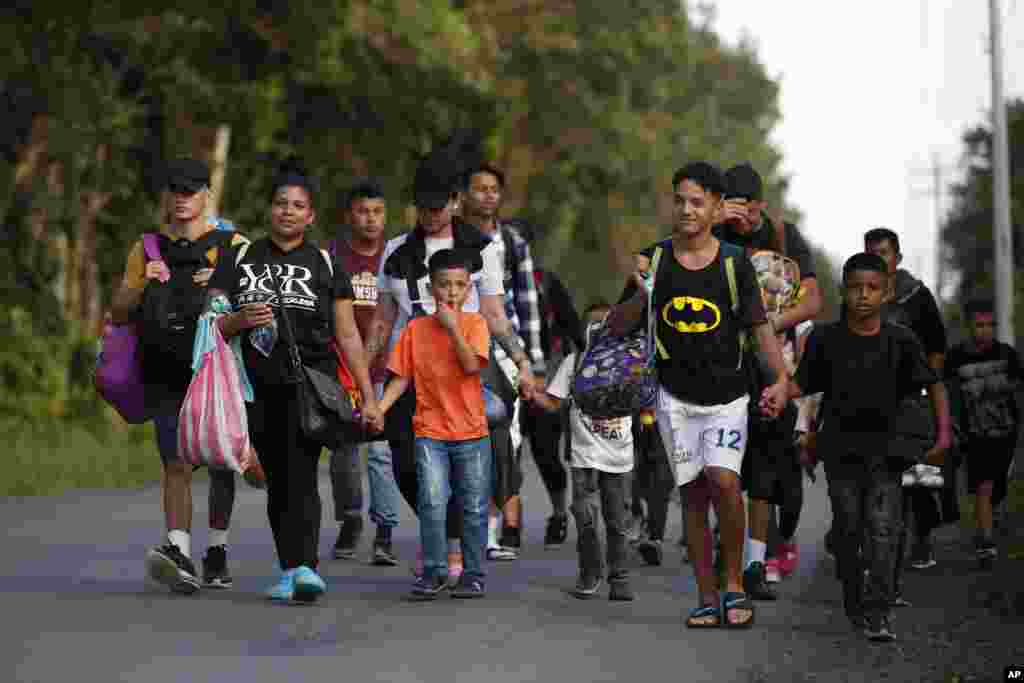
[655, 387, 750, 486]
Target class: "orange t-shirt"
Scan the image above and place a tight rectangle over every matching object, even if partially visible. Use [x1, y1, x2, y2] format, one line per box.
[388, 313, 490, 441]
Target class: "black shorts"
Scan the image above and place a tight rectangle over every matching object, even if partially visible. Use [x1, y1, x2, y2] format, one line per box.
[742, 403, 800, 503]
[965, 435, 1016, 493]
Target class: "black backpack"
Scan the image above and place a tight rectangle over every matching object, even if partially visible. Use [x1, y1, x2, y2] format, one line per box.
[139, 231, 234, 388]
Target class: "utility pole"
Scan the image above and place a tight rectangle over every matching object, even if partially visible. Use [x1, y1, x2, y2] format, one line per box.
[990, 0, 1015, 344]
[932, 152, 945, 302]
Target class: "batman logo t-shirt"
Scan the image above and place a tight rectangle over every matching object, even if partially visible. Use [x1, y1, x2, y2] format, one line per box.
[649, 241, 766, 406]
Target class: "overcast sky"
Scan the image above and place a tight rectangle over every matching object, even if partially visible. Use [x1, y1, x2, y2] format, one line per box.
[710, 0, 1024, 295]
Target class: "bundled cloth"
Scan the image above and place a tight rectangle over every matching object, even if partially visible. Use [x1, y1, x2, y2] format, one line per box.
[178, 296, 261, 479]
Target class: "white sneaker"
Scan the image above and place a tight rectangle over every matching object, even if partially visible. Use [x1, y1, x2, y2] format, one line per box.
[764, 558, 782, 584]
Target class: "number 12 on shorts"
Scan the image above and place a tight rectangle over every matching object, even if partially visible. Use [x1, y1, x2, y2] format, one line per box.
[713, 428, 743, 451]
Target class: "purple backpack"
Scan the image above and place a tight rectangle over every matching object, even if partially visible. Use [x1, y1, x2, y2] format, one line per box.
[95, 234, 161, 423]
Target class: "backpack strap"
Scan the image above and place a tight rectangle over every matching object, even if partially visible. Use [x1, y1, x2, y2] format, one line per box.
[141, 233, 162, 262]
[234, 240, 251, 266]
[649, 244, 668, 361]
[719, 240, 746, 369]
[320, 248, 334, 276]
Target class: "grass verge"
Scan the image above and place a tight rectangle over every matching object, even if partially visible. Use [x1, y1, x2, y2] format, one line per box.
[4, 417, 161, 497]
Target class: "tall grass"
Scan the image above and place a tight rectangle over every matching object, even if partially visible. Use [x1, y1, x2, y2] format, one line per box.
[4, 417, 161, 497]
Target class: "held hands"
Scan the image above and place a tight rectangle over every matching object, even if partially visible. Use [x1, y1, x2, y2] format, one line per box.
[362, 399, 384, 434]
[518, 365, 537, 402]
[757, 379, 788, 419]
[193, 267, 214, 287]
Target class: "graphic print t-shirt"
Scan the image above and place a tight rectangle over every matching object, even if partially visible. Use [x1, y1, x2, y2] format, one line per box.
[334, 238, 386, 383]
[547, 353, 634, 473]
[643, 241, 766, 406]
[210, 238, 355, 386]
[945, 341, 1021, 439]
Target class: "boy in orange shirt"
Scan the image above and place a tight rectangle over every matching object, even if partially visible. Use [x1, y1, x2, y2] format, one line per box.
[377, 248, 492, 599]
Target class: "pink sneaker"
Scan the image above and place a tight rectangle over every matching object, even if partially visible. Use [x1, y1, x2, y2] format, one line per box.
[448, 551, 464, 583]
[764, 558, 781, 584]
[777, 542, 799, 577]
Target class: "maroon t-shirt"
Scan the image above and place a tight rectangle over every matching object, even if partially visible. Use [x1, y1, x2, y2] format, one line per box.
[332, 238, 387, 383]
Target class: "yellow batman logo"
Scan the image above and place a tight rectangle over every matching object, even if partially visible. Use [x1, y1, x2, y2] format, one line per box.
[662, 297, 721, 333]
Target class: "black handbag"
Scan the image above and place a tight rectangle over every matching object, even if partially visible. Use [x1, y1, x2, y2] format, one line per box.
[270, 260, 359, 449]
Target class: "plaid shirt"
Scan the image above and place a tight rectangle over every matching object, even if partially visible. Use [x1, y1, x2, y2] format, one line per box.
[488, 220, 546, 375]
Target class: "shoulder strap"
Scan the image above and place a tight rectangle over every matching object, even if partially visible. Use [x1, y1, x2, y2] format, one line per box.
[235, 240, 251, 266]
[649, 244, 668, 361]
[320, 248, 334, 276]
[141, 233, 162, 262]
[718, 241, 747, 368]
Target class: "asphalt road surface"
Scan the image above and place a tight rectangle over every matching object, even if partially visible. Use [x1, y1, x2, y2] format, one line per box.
[4, 453, 1018, 683]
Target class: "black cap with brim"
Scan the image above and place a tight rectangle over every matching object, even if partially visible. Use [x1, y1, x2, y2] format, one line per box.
[723, 163, 763, 201]
[412, 160, 456, 209]
[413, 188, 452, 210]
[165, 158, 211, 193]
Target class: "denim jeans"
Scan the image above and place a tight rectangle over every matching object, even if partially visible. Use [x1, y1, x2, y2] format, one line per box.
[824, 449, 904, 621]
[571, 467, 630, 581]
[415, 436, 492, 582]
[329, 441, 402, 528]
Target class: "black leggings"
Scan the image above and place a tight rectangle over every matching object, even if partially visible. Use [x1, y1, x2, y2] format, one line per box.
[632, 419, 675, 541]
[247, 383, 324, 571]
[520, 405, 568, 499]
[386, 387, 462, 539]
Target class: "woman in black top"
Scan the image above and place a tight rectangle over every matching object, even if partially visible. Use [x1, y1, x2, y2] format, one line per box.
[211, 160, 379, 603]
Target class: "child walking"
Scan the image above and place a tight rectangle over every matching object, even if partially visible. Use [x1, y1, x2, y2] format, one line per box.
[945, 298, 1021, 565]
[375, 249, 492, 600]
[531, 301, 636, 601]
[791, 253, 951, 642]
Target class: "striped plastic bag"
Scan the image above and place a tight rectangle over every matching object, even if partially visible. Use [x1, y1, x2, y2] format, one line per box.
[178, 313, 258, 476]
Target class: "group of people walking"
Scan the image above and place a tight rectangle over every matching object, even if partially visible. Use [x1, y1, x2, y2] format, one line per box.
[111, 146, 1018, 642]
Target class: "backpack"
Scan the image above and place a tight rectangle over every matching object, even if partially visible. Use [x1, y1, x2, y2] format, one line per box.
[139, 231, 236, 388]
[570, 240, 744, 420]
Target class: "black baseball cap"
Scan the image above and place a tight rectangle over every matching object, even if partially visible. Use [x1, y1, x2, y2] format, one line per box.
[723, 163, 763, 201]
[412, 160, 457, 209]
[164, 158, 211, 194]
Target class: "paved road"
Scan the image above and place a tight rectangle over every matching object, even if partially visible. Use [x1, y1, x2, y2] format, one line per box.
[3, 455, 1018, 683]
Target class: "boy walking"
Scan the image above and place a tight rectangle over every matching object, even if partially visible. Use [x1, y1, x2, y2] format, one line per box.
[531, 302, 636, 601]
[375, 249, 492, 600]
[945, 299, 1021, 563]
[791, 253, 951, 642]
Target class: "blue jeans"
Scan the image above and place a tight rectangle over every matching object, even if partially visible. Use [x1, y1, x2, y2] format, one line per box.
[330, 441, 402, 528]
[415, 436, 492, 582]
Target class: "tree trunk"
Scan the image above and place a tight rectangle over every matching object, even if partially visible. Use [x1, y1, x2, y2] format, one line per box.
[69, 144, 112, 335]
[209, 124, 231, 217]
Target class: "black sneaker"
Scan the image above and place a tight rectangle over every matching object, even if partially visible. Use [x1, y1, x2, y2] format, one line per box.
[451, 577, 486, 599]
[910, 538, 937, 570]
[974, 536, 997, 559]
[146, 543, 201, 594]
[848, 613, 867, 631]
[372, 542, 398, 567]
[333, 515, 364, 560]
[863, 613, 896, 642]
[824, 527, 836, 558]
[891, 593, 912, 608]
[570, 575, 603, 599]
[409, 575, 447, 601]
[202, 545, 233, 589]
[609, 579, 635, 601]
[544, 515, 569, 549]
[743, 562, 778, 601]
[637, 538, 664, 566]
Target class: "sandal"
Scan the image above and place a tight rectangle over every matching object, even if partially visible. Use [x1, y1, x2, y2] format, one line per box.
[722, 591, 755, 629]
[685, 604, 722, 628]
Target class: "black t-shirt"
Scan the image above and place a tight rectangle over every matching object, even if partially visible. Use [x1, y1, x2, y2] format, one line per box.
[880, 270, 946, 356]
[643, 240, 767, 405]
[795, 321, 937, 441]
[713, 214, 816, 280]
[210, 237, 355, 386]
[945, 341, 1021, 439]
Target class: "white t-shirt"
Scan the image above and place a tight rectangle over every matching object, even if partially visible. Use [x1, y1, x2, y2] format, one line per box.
[377, 231, 505, 350]
[547, 353, 634, 473]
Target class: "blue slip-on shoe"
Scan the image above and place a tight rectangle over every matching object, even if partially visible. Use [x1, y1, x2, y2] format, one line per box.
[292, 566, 327, 603]
[265, 568, 298, 602]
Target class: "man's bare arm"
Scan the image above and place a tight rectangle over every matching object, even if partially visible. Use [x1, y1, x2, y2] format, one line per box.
[365, 290, 398, 366]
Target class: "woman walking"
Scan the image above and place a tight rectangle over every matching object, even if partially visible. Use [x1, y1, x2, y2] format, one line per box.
[210, 159, 380, 603]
